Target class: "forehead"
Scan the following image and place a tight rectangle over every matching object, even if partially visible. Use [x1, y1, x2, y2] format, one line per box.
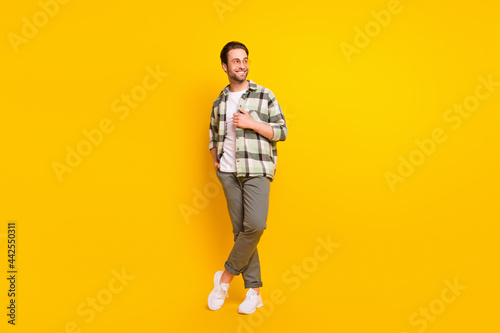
[227, 48, 248, 60]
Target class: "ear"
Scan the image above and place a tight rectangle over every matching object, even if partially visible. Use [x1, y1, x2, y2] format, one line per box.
[222, 63, 227, 73]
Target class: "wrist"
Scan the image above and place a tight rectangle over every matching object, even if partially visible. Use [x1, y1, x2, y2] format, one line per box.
[249, 119, 259, 130]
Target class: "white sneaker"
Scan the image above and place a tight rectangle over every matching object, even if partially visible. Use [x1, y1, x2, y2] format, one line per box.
[208, 271, 229, 310]
[238, 288, 263, 314]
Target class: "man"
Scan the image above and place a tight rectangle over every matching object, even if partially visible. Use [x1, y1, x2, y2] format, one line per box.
[207, 41, 287, 314]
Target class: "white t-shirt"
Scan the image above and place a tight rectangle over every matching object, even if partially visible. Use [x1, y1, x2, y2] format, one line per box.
[219, 89, 247, 172]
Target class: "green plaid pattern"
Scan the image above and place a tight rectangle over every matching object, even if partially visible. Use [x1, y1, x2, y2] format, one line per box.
[209, 80, 287, 180]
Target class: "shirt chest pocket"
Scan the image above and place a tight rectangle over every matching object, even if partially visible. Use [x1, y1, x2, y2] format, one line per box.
[247, 108, 269, 123]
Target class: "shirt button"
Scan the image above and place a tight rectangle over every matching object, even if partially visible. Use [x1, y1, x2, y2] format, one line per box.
[236, 148, 239, 151]
[237, 159, 240, 162]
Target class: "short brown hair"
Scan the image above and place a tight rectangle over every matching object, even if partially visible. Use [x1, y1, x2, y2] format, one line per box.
[220, 41, 249, 65]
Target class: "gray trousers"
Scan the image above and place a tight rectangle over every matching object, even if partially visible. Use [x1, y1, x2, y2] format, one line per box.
[216, 169, 270, 288]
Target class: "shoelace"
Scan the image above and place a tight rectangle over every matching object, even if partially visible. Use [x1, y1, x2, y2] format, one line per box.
[244, 290, 260, 303]
[216, 283, 229, 298]
[248, 289, 258, 296]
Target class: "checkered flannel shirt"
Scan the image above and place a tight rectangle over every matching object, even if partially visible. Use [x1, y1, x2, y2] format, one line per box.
[209, 80, 287, 180]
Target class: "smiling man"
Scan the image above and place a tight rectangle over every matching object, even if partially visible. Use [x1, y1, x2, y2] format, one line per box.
[207, 41, 288, 314]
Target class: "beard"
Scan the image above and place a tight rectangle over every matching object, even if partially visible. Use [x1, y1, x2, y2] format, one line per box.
[229, 69, 249, 83]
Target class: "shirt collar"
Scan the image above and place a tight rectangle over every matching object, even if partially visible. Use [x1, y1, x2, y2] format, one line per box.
[220, 80, 257, 97]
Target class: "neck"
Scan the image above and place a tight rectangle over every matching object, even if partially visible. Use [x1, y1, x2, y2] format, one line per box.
[229, 79, 249, 92]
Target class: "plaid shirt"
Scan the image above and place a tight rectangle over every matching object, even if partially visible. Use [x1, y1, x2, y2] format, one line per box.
[209, 80, 287, 180]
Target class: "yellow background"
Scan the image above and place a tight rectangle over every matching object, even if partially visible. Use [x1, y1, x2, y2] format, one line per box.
[1, 0, 499, 332]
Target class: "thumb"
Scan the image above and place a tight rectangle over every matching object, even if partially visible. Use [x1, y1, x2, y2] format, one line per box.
[239, 108, 249, 115]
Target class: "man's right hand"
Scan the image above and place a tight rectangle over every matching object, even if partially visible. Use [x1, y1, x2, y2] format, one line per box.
[210, 147, 220, 171]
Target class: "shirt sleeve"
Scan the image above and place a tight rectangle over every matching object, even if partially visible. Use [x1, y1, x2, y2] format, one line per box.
[267, 91, 288, 142]
[209, 101, 219, 150]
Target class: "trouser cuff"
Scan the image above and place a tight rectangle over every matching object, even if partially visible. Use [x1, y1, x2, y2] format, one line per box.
[224, 262, 240, 276]
[244, 282, 263, 288]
